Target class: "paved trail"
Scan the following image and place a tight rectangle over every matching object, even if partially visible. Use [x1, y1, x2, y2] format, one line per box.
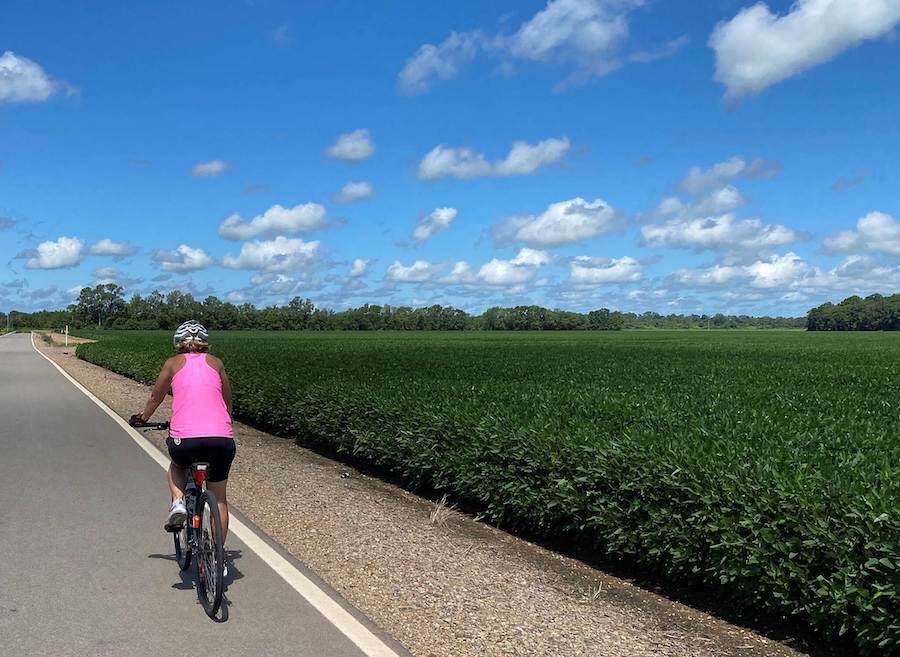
[0, 333, 409, 657]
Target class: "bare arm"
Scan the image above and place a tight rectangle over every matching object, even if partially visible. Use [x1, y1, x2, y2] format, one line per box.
[140, 359, 175, 421]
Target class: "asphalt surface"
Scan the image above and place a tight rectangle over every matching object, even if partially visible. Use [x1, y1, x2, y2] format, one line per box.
[0, 333, 407, 657]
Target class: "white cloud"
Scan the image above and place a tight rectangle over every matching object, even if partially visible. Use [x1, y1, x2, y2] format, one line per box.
[477, 248, 550, 286]
[745, 252, 808, 288]
[223, 236, 320, 272]
[153, 245, 214, 273]
[91, 266, 142, 287]
[248, 273, 309, 296]
[672, 252, 810, 289]
[823, 211, 900, 256]
[670, 252, 900, 302]
[348, 258, 370, 278]
[398, 1, 684, 93]
[333, 181, 374, 204]
[191, 160, 228, 178]
[641, 214, 798, 252]
[0, 51, 72, 104]
[495, 197, 617, 247]
[25, 236, 84, 270]
[418, 137, 569, 181]
[218, 203, 326, 240]
[678, 157, 782, 195]
[87, 239, 136, 259]
[505, 0, 637, 63]
[398, 31, 481, 94]
[672, 264, 745, 287]
[412, 207, 458, 243]
[385, 260, 441, 283]
[629, 35, 691, 63]
[570, 255, 642, 285]
[441, 261, 477, 284]
[710, 0, 900, 99]
[93, 266, 120, 282]
[326, 129, 375, 162]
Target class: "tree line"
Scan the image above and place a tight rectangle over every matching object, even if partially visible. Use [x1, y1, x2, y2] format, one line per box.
[1, 284, 804, 332]
[806, 293, 900, 331]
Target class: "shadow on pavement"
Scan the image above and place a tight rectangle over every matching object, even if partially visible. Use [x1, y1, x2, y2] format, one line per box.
[147, 548, 245, 623]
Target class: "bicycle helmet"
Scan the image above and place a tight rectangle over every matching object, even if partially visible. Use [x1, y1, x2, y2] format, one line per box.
[173, 320, 208, 348]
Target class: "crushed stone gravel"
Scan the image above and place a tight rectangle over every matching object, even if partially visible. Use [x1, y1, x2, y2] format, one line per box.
[36, 340, 833, 657]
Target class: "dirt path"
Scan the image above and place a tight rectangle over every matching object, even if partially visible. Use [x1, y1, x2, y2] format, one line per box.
[37, 340, 833, 657]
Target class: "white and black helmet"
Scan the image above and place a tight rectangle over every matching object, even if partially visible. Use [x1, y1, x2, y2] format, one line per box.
[173, 320, 208, 348]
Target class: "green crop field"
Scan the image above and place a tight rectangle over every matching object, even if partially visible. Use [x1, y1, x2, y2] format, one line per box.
[76, 330, 900, 653]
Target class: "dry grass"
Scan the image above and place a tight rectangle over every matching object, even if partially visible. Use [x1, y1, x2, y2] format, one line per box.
[429, 493, 457, 529]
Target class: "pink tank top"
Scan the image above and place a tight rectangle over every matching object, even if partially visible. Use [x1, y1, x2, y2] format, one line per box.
[170, 353, 233, 439]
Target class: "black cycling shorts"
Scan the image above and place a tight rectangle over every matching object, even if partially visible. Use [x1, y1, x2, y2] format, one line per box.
[166, 437, 236, 482]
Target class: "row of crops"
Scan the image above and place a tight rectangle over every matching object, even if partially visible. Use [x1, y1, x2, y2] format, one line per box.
[76, 330, 900, 653]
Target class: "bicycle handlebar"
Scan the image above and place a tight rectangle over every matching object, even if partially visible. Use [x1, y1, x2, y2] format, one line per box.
[128, 414, 169, 430]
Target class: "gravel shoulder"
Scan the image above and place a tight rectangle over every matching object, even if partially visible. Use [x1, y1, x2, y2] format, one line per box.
[37, 339, 832, 657]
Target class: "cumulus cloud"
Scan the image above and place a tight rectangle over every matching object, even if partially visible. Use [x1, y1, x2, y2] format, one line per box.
[640, 158, 798, 256]
[441, 261, 477, 284]
[824, 211, 900, 256]
[398, 0, 681, 93]
[570, 255, 642, 285]
[91, 266, 142, 287]
[385, 260, 442, 283]
[223, 236, 320, 272]
[247, 273, 320, 297]
[218, 203, 327, 240]
[672, 252, 809, 289]
[641, 214, 799, 252]
[333, 181, 374, 204]
[348, 258, 370, 278]
[418, 137, 569, 181]
[412, 207, 458, 243]
[478, 248, 550, 286]
[24, 236, 84, 270]
[494, 197, 617, 247]
[19, 236, 141, 269]
[153, 245, 214, 273]
[326, 129, 375, 162]
[0, 51, 74, 103]
[191, 160, 228, 178]
[649, 186, 749, 223]
[669, 253, 900, 302]
[0, 217, 16, 231]
[710, 0, 900, 99]
[678, 157, 782, 195]
[87, 239, 136, 260]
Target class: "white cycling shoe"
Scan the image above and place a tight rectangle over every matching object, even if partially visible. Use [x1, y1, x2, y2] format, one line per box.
[164, 498, 187, 532]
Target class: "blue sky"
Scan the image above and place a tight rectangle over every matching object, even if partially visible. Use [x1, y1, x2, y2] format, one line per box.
[2, 0, 900, 315]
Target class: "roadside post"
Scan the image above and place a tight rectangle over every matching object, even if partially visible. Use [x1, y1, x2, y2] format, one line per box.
[65, 325, 69, 347]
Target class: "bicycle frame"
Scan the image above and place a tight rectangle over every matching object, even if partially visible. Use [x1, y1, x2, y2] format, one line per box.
[181, 463, 210, 544]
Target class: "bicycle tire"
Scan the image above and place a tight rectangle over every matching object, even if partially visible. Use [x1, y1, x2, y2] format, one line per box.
[195, 490, 225, 618]
[174, 515, 192, 572]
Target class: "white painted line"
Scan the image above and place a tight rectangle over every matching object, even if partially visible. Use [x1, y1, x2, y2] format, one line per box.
[29, 333, 403, 657]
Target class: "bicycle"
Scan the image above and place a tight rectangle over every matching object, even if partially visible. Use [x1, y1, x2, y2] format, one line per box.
[129, 416, 226, 619]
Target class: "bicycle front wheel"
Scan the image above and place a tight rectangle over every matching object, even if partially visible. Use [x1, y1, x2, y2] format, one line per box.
[195, 490, 225, 618]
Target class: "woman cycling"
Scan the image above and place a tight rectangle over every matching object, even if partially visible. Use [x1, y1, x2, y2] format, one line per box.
[134, 320, 235, 539]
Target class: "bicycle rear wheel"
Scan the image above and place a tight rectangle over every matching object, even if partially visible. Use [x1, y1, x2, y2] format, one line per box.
[195, 490, 225, 618]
